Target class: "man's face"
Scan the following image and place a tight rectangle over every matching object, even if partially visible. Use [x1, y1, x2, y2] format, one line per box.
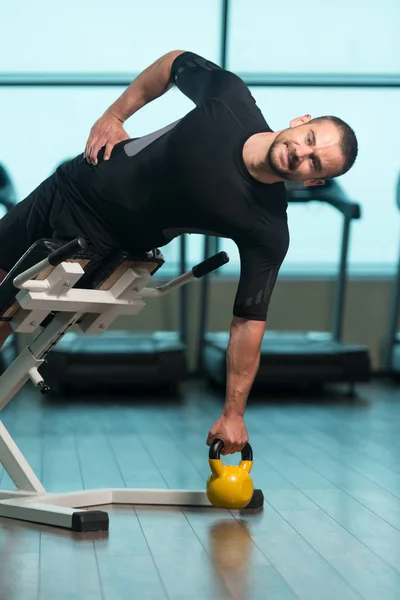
[267, 120, 345, 185]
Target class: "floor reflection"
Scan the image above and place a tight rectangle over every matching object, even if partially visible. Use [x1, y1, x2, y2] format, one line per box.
[209, 518, 252, 600]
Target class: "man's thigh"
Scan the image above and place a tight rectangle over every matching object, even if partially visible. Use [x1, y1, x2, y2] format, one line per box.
[0, 173, 58, 272]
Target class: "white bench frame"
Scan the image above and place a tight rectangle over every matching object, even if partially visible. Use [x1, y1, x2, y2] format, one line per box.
[0, 246, 225, 531]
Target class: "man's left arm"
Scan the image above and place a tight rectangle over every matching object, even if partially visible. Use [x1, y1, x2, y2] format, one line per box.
[206, 316, 265, 455]
[206, 239, 288, 455]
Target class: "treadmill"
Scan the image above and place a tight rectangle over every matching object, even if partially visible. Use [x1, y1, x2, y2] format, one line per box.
[0, 164, 19, 373]
[384, 171, 400, 375]
[199, 179, 371, 390]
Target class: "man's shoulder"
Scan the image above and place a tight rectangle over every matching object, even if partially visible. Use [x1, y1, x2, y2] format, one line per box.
[255, 183, 289, 218]
[241, 184, 289, 242]
[208, 74, 271, 132]
[201, 96, 270, 141]
[240, 204, 289, 264]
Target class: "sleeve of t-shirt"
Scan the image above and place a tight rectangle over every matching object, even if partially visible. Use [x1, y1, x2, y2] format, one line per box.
[170, 51, 253, 108]
[232, 233, 289, 321]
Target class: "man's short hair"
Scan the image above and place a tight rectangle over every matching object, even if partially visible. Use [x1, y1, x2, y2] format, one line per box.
[310, 115, 358, 178]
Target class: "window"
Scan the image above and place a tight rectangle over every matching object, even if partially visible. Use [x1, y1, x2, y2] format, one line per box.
[227, 0, 400, 75]
[0, 1, 222, 73]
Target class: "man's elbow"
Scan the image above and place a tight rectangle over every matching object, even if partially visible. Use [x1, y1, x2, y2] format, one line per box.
[231, 315, 266, 329]
[162, 50, 186, 85]
[166, 50, 187, 68]
[170, 49, 187, 57]
[230, 315, 267, 341]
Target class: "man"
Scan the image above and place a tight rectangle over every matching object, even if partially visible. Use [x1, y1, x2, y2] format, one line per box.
[0, 50, 357, 455]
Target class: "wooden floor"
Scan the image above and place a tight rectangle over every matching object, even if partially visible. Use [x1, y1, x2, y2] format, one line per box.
[1, 379, 400, 600]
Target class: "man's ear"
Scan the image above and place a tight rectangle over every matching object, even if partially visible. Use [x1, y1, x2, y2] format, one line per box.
[303, 179, 325, 187]
[290, 114, 312, 128]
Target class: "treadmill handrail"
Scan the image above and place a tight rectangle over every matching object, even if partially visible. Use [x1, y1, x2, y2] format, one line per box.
[0, 164, 17, 212]
[287, 191, 361, 220]
[0, 187, 16, 212]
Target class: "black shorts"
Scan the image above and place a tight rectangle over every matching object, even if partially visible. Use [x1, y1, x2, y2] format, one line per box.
[0, 173, 85, 272]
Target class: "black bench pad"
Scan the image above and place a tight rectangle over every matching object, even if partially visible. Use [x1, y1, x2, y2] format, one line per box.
[0, 239, 164, 321]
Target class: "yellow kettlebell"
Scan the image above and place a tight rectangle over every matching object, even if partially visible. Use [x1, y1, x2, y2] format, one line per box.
[206, 439, 254, 509]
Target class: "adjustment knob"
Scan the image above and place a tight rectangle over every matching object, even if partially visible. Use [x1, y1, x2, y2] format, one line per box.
[39, 382, 51, 395]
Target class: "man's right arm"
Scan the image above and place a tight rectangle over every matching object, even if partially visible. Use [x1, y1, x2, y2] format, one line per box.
[85, 49, 246, 164]
[85, 50, 185, 164]
[103, 50, 186, 125]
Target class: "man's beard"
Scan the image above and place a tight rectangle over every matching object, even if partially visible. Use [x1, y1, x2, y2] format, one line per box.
[266, 134, 297, 180]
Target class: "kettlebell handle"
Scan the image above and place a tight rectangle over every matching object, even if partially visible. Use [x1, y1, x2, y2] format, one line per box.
[209, 438, 253, 461]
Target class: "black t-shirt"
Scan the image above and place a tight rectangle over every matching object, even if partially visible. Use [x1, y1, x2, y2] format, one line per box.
[56, 51, 289, 320]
